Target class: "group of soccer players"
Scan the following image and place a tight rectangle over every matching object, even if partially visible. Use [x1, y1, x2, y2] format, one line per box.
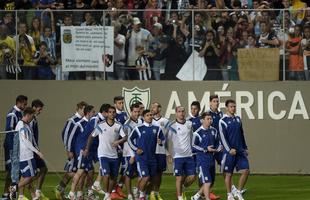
[2, 94, 250, 200]
[3, 95, 48, 200]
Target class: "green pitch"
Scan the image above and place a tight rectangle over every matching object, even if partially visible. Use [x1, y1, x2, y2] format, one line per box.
[1, 173, 310, 199]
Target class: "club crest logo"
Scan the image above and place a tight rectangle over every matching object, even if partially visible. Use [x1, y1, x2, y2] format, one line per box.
[62, 29, 72, 44]
[122, 87, 151, 115]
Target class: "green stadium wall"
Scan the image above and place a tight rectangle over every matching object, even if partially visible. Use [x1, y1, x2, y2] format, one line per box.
[0, 81, 309, 174]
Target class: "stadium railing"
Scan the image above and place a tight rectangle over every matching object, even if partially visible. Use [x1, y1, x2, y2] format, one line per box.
[0, 8, 309, 81]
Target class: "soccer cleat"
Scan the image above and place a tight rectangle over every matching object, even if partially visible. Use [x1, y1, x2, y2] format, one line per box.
[18, 197, 29, 200]
[235, 191, 244, 200]
[127, 194, 134, 200]
[157, 193, 164, 200]
[240, 189, 247, 195]
[209, 192, 220, 200]
[149, 192, 156, 200]
[115, 185, 126, 198]
[91, 185, 105, 195]
[110, 192, 124, 200]
[227, 193, 234, 200]
[182, 192, 187, 200]
[55, 186, 66, 200]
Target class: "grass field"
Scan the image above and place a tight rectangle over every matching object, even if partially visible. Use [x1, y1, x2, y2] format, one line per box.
[1, 173, 310, 200]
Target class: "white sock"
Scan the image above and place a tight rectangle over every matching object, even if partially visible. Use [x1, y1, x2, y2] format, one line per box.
[93, 181, 100, 187]
[178, 196, 183, 200]
[139, 191, 145, 198]
[77, 191, 83, 198]
[227, 192, 233, 197]
[118, 183, 123, 187]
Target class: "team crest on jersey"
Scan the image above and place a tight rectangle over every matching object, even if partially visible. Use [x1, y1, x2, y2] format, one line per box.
[153, 129, 157, 134]
[122, 87, 151, 114]
[160, 121, 164, 127]
[187, 124, 192, 129]
[114, 128, 119, 133]
[62, 29, 72, 44]
[236, 118, 240, 123]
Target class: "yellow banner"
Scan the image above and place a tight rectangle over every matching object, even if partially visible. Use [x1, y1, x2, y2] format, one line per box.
[238, 48, 280, 81]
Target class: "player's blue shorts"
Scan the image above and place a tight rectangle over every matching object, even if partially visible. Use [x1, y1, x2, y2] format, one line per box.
[4, 148, 11, 171]
[64, 157, 77, 173]
[197, 162, 215, 184]
[136, 160, 157, 178]
[77, 151, 94, 172]
[34, 154, 47, 169]
[20, 158, 37, 178]
[99, 157, 120, 177]
[122, 156, 137, 178]
[155, 154, 167, 172]
[221, 151, 249, 174]
[173, 157, 196, 176]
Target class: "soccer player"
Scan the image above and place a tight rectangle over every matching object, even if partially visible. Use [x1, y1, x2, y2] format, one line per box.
[55, 101, 88, 199]
[3, 95, 28, 199]
[166, 106, 196, 200]
[192, 112, 220, 200]
[150, 102, 169, 200]
[192, 95, 223, 200]
[128, 109, 165, 200]
[68, 105, 95, 200]
[114, 96, 127, 125]
[219, 99, 250, 200]
[112, 96, 128, 198]
[187, 101, 202, 132]
[84, 106, 125, 200]
[29, 99, 49, 200]
[17, 107, 44, 200]
[119, 103, 142, 200]
[86, 104, 111, 196]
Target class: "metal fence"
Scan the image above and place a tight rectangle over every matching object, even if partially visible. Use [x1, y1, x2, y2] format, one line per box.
[0, 9, 309, 81]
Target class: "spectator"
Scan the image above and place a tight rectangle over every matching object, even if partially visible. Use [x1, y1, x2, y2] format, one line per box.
[286, 24, 305, 80]
[290, 0, 307, 24]
[199, 30, 222, 80]
[301, 25, 310, 80]
[126, 17, 152, 80]
[34, 41, 55, 79]
[301, 9, 310, 27]
[148, 23, 168, 80]
[29, 16, 41, 49]
[0, 12, 16, 37]
[245, 34, 257, 48]
[0, 25, 16, 79]
[16, 22, 37, 80]
[16, 0, 34, 9]
[113, 21, 126, 80]
[257, 21, 279, 48]
[163, 33, 187, 80]
[91, 0, 110, 9]
[135, 45, 152, 80]
[81, 11, 97, 26]
[74, 0, 91, 9]
[0, 0, 15, 10]
[40, 10, 56, 59]
[144, 0, 162, 31]
[32, 0, 56, 9]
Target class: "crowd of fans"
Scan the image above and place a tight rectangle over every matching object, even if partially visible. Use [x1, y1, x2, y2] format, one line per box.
[0, 0, 310, 80]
